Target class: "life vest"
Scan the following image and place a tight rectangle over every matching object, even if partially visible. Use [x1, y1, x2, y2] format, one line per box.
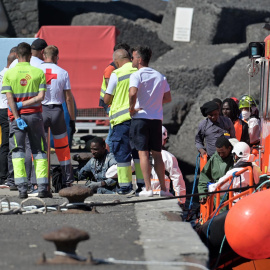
[234, 118, 243, 141]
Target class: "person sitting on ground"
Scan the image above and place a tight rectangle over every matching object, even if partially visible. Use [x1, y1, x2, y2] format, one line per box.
[195, 101, 236, 157]
[78, 137, 118, 194]
[222, 98, 249, 145]
[198, 135, 234, 204]
[149, 126, 186, 205]
[208, 142, 259, 198]
[238, 95, 260, 146]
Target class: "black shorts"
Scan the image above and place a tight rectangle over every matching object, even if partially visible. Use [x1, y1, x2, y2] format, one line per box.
[129, 119, 162, 152]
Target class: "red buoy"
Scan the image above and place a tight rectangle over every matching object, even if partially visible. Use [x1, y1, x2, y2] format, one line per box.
[225, 189, 270, 259]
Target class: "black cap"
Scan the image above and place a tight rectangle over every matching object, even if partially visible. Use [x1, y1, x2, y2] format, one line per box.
[31, 39, 47, 50]
[200, 101, 219, 117]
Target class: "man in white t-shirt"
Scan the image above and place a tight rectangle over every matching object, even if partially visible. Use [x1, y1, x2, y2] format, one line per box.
[129, 46, 172, 197]
[0, 52, 17, 187]
[39, 45, 75, 188]
[9, 38, 47, 69]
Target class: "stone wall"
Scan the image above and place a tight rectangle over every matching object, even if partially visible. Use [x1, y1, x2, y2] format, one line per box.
[2, 0, 39, 37]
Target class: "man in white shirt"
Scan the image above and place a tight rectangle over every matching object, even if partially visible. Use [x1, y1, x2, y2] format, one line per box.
[0, 52, 16, 187]
[39, 45, 75, 188]
[129, 46, 172, 197]
[9, 38, 47, 69]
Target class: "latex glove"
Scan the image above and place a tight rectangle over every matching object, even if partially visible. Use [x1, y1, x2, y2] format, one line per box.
[208, 183, 217, 192]
[87, 181, 102, 190]
[69, 120, 76, 134]
[15, 118, 28, 130]
[8, 102, 23, 113]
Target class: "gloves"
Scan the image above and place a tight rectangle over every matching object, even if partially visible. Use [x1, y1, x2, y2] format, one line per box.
[15, 118, 28, 130]
[69, 120, 76, 134]
[208, 183, 217, 192]
[8, 102, 23, 113]
[86, 181, 102, 191]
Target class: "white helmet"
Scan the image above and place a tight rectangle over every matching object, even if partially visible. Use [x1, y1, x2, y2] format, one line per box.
[162, 126, 168, 146]
[232, 142, 250, 158]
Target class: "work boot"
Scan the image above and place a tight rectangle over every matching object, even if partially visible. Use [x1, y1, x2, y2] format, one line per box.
[38, 191, 53, 198]
[19, 192, 28, 199]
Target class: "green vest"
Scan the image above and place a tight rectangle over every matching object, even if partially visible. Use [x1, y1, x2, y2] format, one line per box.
[109, 62, 137, 127]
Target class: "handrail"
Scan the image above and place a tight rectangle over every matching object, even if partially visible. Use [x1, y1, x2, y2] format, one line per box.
[199, 166, 255, 224]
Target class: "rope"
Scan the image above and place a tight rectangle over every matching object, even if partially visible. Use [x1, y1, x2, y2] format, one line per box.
[189, 153, 200, 211]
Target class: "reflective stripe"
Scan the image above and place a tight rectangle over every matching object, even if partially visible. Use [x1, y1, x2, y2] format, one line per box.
[136, 178, 144, 184]
[13, 134, 18, 147]
[117, 165, 132, 184]
[118, 162, 131, 167]
[13, 92, 38, 98]
[12, 152, 25, 159]
[101, 88, 106, 94]
[118, 74, 131, 82]
[39, 84, 46, 88]
[15, 177, 27, 184]
[2, 86, 12, 91]
[60, 160, 71, 166]
[109, 108, 129, 120]
[119, 182, 132, 187]
[54, 132, 68, 140]
[36, 177, 48, 184]
[33, 153, 47, 160]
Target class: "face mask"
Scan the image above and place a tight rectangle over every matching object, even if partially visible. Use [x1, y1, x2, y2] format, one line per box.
[241, 110, 251, 120]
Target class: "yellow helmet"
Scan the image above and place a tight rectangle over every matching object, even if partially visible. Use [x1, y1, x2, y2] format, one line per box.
[239, 95, 257, 109]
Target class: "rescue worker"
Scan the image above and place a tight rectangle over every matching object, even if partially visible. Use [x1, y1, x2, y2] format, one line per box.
[208, 142, 259, 198]
[78, 137, 118, 194]
[196, 100, 235, 157]
[99, 43, 130, 152]
[0, 52, 16, 187]
[1, 42, 49, 199]
[238, 95, 260, 146]
[9, 38, 47, 68]
[149, 126, 186, 204]
[198, 135, 234, 204]
[39, 45, 75, 188]
[222, 98, 249, 144]
[104, 49, 139, 195]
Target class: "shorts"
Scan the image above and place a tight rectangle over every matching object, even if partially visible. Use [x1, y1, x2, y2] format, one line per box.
[129, 118, 162, 152]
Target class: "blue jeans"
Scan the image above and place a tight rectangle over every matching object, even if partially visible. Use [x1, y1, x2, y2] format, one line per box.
[97, 187, 116, 194]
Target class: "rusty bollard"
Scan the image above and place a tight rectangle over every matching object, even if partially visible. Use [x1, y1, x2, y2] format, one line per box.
[59, 185, 93, 203]
[38, 227, 96, 265]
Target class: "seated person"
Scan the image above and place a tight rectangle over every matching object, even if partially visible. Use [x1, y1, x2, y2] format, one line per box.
[78, 137, 118, 194]
[222, 98, 249, 145]
[198, 135, 234, 204]
[150, 126, 186, 203]
[196, 101, 235, 157]
[208, 142, 259, 197]
[238, 95, 260, 146]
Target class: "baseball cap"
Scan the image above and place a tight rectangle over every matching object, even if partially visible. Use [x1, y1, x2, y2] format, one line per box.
[31, 39, 47, 50]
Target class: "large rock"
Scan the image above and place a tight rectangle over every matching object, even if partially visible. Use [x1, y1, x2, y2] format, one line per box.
[71, 12, 171, 61]
[159, 0, 221, 47]
[246, 23, 269, 44]
[217, 57, 261, 102]
[168, 86, 219, 166]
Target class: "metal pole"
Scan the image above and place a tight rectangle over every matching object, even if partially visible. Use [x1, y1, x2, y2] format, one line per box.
[47, 127, 51, 192]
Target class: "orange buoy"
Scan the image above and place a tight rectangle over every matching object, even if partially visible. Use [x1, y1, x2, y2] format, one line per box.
[225, 189, 270, 259]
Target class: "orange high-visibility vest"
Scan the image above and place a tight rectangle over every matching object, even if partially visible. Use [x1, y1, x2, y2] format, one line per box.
[234, 119, 243, 141]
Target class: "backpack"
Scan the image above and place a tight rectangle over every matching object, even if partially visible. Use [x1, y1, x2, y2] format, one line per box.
[52, 166, 63, 193]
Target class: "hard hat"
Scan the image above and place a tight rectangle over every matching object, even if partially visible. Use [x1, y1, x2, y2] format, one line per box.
[239, 95, 257, 109]
[232, 142, 250, 158]
[162, 126, 168, 145]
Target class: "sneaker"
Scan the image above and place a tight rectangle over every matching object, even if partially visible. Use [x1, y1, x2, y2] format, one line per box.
[28, 188, 39, 197]
[160, 190, 174, 197]
[9, 185, 18, 191]
[138, 188, 153, 197]
[38, 191, 53, 198]
[117, 189, 135, 196]
[19, 192, 28, 199]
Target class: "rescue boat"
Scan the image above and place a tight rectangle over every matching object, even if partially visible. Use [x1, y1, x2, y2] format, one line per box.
[194, 34, 270, 269]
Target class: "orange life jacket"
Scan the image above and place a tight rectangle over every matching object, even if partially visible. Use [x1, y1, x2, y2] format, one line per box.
[234, 119, 243, 141]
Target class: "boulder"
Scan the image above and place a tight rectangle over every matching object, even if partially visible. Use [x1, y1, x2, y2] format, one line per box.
[158, 0, 221, 47]
[71, 12, 171, 61]
[167, 86, 219, 166]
